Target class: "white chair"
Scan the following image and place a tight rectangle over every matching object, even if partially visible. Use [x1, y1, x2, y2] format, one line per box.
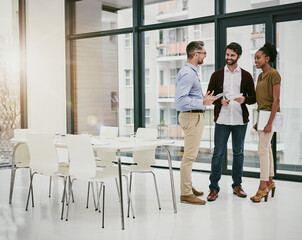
[95, 126, 118, 167]
[9, 129, 31, 202]
[127, 128, 161, 215]
[25, 133, 69, 220]
[9, 129, 32, 204]
[9, 129, 68, 204]
[65, 134, 134, 227]
[87, 126, 118, 209]
[96, 126, 135, 216]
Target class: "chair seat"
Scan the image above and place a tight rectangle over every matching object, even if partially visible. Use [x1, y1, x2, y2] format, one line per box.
[100, 165, 131, 176]
[129, 165, 154, 172]
[55, 165, 69, 176]
[15, 162, 29, 168]
[95, 160, 115, 168]
[70, 168, 116, 182]
[94, 169, 117, 180]
[59, 162, 69, 167]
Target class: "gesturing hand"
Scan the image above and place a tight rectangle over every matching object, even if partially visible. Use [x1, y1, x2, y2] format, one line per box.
[203, 91, 217, 106]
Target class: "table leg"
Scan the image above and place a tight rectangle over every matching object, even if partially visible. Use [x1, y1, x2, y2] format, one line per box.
[117, 149, 125, 230]
[9, 142, 22, 204]
[161, 146, 177, 213]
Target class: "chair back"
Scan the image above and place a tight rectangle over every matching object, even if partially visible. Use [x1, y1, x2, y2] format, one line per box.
[66, 134, 96, 179]
[14, 128, 31, 140]
[26, 133, 59, 176]
[133, 128, 158, 167]
[99, 126, 118, 139]
[14, 129, 31, 167]
[97, 126, 118, 167]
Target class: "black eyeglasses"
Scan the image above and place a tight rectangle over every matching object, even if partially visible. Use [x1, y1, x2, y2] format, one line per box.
[196, 51, 207, 55]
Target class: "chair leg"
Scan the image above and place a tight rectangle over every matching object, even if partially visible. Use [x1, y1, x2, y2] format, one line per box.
[124, 175, 135, 219]
[66, 176, 74, 204]
[86, 182, 90, 208]
[66, 179, 74, 221]
[115, 177, 120, 201]
[70, 177, 75, 203]
[151, 171, 161, 210]
[97, 182, 103, 213]
[91, 182, 97, 211]
[102, 185, 105, 228]
[9, 167, 17, 204]
[49, 176, 52, 198]
[60, 177, 67, 220]
[30, 170, 35, 208]
[127, 172, 133, 217]
[26, 172, 35, 211]
[95, 182, 99, 198]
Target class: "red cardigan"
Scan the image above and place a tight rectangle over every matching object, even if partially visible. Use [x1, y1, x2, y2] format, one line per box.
[207, 67, 256, 124]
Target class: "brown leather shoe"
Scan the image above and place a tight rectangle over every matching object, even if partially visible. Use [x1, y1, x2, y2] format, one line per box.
[180, 194, 206, 205]
[233, 186, 247, 198]
[192, 187, 204, 196]
[207, 190, 218, 201]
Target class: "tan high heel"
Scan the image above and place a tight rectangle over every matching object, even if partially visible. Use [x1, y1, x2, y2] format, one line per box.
[250, 189, 268, 203]
[267, 182, 276, 197]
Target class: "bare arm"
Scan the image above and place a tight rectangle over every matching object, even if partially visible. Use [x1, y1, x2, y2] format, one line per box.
[263, 83, 280, 133]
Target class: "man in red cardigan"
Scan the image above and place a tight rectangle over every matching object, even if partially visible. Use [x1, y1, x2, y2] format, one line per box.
[207, 42, 256, 201]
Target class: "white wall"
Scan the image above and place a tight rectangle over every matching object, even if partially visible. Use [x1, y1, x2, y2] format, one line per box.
[26, 0, 66, 134]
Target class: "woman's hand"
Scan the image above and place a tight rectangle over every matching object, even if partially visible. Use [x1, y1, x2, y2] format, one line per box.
[253, 123, 257, 131]
[263, 123, 272, 133]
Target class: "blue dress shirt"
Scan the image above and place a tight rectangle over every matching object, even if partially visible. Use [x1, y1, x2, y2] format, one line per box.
[175, 62, 205, 112]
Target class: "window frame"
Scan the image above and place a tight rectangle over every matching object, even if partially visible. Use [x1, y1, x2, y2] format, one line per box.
[64, 0, 302, 181]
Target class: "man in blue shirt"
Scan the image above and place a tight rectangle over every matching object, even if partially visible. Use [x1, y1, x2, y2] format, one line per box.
[175, 41, 216, 205]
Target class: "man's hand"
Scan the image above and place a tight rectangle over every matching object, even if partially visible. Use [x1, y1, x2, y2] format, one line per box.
[234, 96, 245, 104]
[221, 98, 230, 106]
[203, 90, 217, 106]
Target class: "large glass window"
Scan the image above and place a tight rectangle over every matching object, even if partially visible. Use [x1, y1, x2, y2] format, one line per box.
[0, 0, 20, 165]
[226, 0, 301, 13]
[73, 0, 132, 34]
[276, 20, 302, 175]
[226, 24, 265, 173]
[72, 34, 133, 137]
[145, 0, 214, 25]
[144, 23, 215, 168]
[68, 0, 302, 180]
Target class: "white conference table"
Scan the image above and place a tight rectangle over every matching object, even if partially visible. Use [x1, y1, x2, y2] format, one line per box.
[9, 136, 177, 230]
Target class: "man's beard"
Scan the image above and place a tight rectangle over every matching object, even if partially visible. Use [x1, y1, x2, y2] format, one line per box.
[225, 57, 238, 66]
[198, 59, 204, 65]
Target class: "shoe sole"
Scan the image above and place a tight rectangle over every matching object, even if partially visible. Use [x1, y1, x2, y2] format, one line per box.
[233, 192, 247, 198]
[180, 200, 206, 205]
[207, 195, 218, 201]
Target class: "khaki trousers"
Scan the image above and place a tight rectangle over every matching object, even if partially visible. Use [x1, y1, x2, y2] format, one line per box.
[258, 130, 274, 181]
[179, 112, 205, 196]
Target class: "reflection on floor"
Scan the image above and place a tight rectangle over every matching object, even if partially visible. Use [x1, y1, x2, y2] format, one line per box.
[0, 167, 302, 240]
